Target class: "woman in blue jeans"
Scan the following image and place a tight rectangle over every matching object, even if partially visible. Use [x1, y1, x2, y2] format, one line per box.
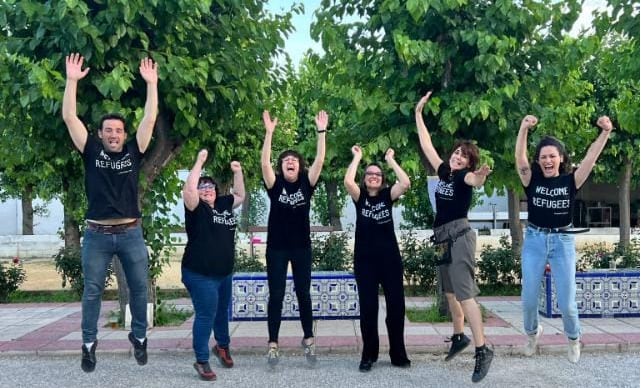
[181, 149, 245, 381]
[515, 114, 613, 363]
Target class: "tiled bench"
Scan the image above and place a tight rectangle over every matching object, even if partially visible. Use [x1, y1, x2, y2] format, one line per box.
[230, 271, 360, 321]
[539, 268, 640, 318]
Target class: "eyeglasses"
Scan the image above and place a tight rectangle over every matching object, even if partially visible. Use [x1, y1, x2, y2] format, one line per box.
[365, 171, 382, 177]
[197, 183, 216, 190]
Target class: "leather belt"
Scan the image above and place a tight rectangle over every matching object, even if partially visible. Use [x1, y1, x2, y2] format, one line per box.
[86, 219, 140, 234]
[528, 222, 589, 234]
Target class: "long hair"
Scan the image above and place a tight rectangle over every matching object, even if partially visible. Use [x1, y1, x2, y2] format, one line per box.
[531, 136, 571, 175]
[275, 149, 307, 175]
[449, 140, 480, 171]
[359, 163, 388, 193]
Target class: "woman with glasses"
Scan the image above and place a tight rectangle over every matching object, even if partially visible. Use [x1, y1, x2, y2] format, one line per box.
[344, 145, 411, 372]
[260, 110, 328, 367]
[181, 149, 245, 381]
[415, 91, 493, 383]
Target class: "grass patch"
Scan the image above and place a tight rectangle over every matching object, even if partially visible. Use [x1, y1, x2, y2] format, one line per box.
[154, 301, 193, 326]
[5, 288, 190, 304]
[407, 302, 491, 323]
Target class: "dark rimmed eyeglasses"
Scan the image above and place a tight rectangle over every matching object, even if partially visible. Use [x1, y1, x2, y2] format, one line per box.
[365, 171, 382, 177]
[197, 183, 216, 190]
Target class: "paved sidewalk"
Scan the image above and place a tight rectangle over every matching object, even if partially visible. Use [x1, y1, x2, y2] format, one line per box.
[0, 296, 638, 358]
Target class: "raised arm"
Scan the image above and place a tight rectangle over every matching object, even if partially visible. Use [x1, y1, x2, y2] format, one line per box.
[465, 165, 492, 188]
[62, 53, 90, 152]
[308, 110, 328, 186]
[574, 116, 613, 189]
[261, 110, 277, 189]
[515, 115, 537, 187]
[343, 145, 362, 202]
[230, 161, 246, 209]
[385, 148, 411, 200]
[415, 91, 443, 171]
[183, 149, 208, 211]
[136, 58, 158, 153]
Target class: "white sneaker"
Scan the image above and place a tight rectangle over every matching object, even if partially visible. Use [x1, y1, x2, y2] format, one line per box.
[568, 338, 581, 363]
[524, 325, 543, 356]
[267, 345, 280, 367]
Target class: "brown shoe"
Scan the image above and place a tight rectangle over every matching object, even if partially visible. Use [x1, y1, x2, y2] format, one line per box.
[193, 361, 217, 381]
[213, 345, 234, 368]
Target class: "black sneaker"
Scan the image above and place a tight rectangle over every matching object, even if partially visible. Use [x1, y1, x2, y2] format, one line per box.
[358, 359, 374, 372]
[81, 342, 97, 373]
[445, 333, 470, 361]
[128, 332, 148, 365]
[472, 345, 494, 383]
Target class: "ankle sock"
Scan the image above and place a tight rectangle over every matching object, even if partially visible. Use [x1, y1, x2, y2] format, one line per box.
[84, 342, 95, 349]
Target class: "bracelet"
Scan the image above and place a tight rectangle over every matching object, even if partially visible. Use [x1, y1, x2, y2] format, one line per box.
[317, 130, 326, 133]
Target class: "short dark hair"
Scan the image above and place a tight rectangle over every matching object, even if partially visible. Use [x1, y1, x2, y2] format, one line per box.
[450, 140, 480, 171]
[197, 176, 220, 195]
[532, 136, 571, 174]
[99, 113, 127, 133]
[359, 163, 388, 192]
[276, 149, 307, 175]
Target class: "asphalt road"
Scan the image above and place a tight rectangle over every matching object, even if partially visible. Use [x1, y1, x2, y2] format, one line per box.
[0, 351, 638, 388]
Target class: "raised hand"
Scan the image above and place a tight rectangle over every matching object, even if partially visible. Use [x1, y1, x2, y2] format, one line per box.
[263, 110, 277, 134]
[315, 110, 328, 132]
[474, 164, 492, 177]
[351, 145, 362, 158]
[596, 116, 614, 132]
[139, 57, 158, 84]
[230, 161, 242, 173]
[197, 149, 208, 165]
[415, 91, 432, 114]
[65, 53, 90, 81]
[385, 148, 395, 163]
[520, 115, 538, 131]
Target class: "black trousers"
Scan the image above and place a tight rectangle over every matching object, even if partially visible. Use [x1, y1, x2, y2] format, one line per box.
[266, 247, 314, 343]
[354, 250, 409, 365]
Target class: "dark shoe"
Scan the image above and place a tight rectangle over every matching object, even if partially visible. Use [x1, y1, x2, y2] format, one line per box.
[445, 333, 471, 361]
[472, 345, 494, 383]
[193, 361, 217, 381]
[213, 344, 234, 368]
[358, 359, 373, 372]
[81, 342, 97, 373]
[128, 332, 148, 366]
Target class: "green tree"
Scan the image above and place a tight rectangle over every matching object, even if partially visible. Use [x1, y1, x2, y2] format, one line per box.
[0, 1, 297, 321]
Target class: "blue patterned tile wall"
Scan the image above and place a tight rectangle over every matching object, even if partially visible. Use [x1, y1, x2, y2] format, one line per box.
[230, 271, 360, 321]
[539, 269, 640, 318]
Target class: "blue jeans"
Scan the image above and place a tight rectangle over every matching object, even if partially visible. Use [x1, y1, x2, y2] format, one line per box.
[182, 267, 232, 362]
[521, 226, 581, 339]
[81, 225, 149, 343]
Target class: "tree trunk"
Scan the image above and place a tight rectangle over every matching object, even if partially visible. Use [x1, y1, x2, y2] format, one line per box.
[618, 158, 632, 247]
[61, 175, 81, 250]
[239, 194, 251, 232]
[325, 179, 343, 231]
[507, 188, 523, 259]
[21, 184, 34, 235]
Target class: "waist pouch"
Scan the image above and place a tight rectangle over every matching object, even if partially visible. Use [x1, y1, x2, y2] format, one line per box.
[430, 227, 472, 265]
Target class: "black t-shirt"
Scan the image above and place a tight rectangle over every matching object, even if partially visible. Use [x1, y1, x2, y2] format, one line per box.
[434, 163, 472, 227]
[353, 187, 400, 258]
[182, 195, 236, 277]
[82, 136, 143, 220]
[265, 173, 315, 249]
[524, 169, 577, 228]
